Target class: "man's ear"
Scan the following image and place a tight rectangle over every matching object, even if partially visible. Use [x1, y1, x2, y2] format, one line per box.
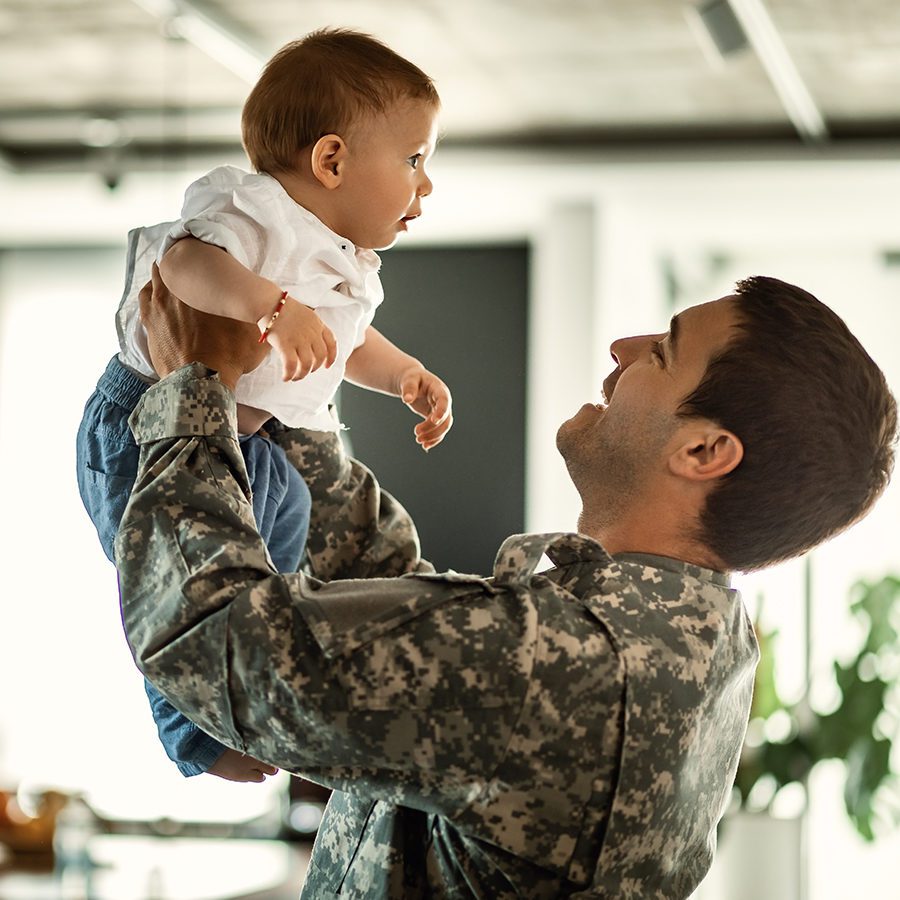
[668, 425, 743, 482]
[310, 134, 347, 189]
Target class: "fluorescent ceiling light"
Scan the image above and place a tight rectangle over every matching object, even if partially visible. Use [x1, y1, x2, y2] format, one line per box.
[728, 0, 827, 143]
[132, 0, 266, 84]
[688, 0, 828, 143]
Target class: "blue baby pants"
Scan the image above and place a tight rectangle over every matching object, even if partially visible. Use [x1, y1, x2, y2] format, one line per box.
[76, 356, 311, 775]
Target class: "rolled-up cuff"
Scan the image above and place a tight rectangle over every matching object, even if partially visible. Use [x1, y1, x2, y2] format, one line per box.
[176, 736, 228, 778]
[129, 363, 237, 442]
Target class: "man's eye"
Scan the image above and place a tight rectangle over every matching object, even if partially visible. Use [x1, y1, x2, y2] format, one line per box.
[652, 342, 665, 364]
[408, 154, 421, 169]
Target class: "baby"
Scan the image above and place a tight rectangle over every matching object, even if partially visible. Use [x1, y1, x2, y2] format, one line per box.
[76, 28, 451, 782]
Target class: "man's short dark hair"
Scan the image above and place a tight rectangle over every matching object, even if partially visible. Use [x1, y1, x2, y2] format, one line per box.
[679, 276, 897, 572]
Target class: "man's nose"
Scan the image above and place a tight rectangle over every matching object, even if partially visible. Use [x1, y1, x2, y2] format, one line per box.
[609, 334, 646, 369]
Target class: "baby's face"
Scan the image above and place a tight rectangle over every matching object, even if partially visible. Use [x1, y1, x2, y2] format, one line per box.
[333, 99, 439, 250]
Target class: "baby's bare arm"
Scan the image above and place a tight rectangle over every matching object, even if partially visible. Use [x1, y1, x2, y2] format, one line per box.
[346, 327, 453, 450]
[158, 238, 336, 380]
[344, 326, 423, 395]
[159, 237, 285, 325]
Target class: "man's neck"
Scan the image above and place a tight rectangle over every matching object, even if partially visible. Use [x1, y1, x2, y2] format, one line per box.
[578, 509, 728, 573]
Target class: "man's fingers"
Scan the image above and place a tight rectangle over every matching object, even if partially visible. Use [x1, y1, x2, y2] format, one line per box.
[138, 281, 152, 314]
[150, 260, 165, 292]
[140, 263, 165, 318]
[140, 263, 268, 385]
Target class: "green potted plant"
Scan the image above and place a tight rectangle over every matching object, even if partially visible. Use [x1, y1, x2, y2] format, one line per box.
[735, 573, 900, 840]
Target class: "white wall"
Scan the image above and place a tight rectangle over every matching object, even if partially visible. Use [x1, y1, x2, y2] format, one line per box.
[1, 150, 899, 893]
[0, 245, 286, 824]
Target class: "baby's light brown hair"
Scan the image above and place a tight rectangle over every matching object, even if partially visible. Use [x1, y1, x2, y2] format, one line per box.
[242, 28, 440, 175]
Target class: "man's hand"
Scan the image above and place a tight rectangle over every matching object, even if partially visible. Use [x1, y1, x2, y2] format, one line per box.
[262, 297, 338, 382]
[207, 748, 279, 784]
[399, 366, 453, 451]
[140, 263, 269, 392]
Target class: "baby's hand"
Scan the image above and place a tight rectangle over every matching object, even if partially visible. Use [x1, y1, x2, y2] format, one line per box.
[261, 297, 337, 381]
[207, 748, 279, 783]
[399, 366, 453, 451]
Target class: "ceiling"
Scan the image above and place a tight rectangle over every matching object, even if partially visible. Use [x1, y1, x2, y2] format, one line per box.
[3, 0, 900, 175]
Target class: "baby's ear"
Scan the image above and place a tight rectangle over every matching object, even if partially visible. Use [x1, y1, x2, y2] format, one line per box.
[310, 134, 347, 189]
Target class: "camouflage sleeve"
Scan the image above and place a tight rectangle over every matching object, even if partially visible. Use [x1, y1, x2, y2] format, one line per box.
[116, 365, 533, 814]
[264, 419, 434, 581]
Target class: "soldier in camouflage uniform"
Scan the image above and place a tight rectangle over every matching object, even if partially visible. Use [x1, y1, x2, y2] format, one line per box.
[115, 270, 896, 898]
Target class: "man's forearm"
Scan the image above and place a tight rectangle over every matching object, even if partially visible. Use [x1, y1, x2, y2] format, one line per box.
[116, 364, 268, 751]
[115, 364, 511, 789]
[114, 363, 427, 734]
[264, 422, 434, 582]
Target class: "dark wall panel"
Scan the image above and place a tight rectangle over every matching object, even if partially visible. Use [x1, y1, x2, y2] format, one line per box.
[338, 244, 528, 575]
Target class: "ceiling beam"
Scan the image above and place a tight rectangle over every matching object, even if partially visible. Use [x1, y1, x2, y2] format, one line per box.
[130, 0, 268, 84]
[0, 141, 22, 176]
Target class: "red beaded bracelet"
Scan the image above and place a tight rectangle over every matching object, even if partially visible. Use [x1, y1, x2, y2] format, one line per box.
[258, 291, 289, 344]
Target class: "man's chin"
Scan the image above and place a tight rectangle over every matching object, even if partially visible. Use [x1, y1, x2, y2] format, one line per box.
[557, 412, 588, 454]
[555, 419, 574, 455]
[556, 402, 609, 467]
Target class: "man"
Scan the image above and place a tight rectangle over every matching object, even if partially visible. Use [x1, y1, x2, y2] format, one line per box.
[117, 268, 895, 898]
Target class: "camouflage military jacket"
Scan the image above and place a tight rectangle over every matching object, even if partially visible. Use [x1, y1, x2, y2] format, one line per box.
[117, 365, 759, 899]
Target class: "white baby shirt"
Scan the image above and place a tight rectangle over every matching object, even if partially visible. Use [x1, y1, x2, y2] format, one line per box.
[116, 165, 384, 431]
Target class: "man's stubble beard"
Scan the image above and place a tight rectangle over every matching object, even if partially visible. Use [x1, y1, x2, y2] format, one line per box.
[563, 408, 676, 535]
[575, 433, 640, 534]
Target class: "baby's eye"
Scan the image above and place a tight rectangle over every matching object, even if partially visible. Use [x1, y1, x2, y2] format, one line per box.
[408, 154, 422, 169]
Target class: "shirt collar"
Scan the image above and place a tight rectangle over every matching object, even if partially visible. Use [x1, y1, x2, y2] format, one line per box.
[613, 551, 732, 587]
[542, 533, 731, 587]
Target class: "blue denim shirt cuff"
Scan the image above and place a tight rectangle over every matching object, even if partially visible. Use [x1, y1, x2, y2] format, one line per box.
[175, 734, 228, 777]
